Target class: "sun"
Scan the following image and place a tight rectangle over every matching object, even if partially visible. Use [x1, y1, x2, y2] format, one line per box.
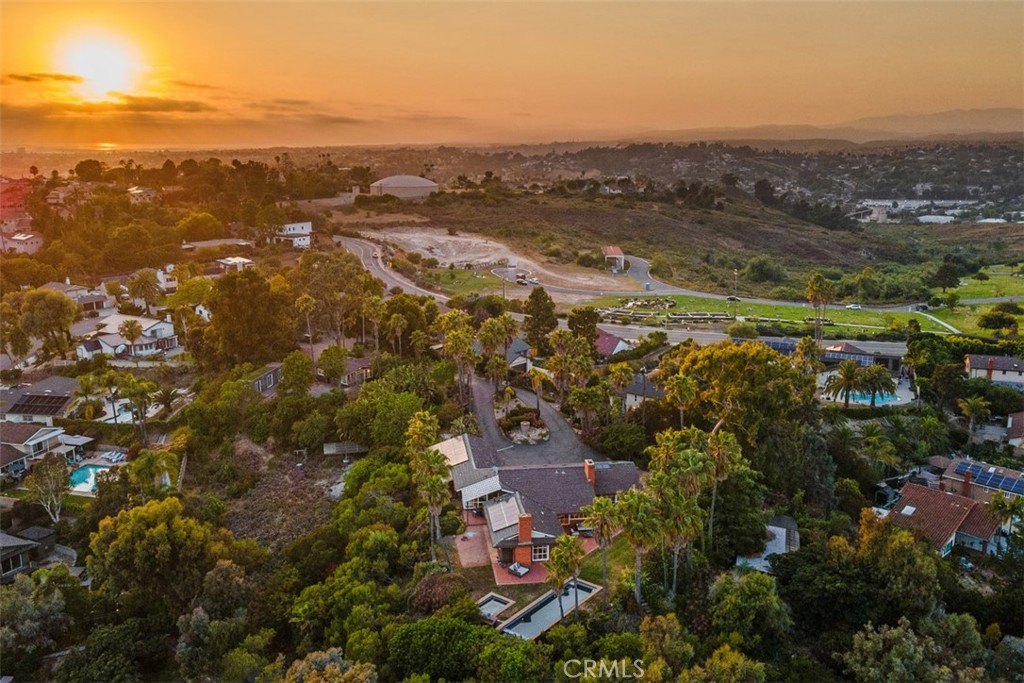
[58, 32, 142, 101]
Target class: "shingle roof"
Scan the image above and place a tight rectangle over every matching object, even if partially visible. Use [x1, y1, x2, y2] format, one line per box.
[498, 465, 595, 537]
[0, 423, 49, 445]
[593, 461, 640, 497]
[889, 484, 996, 551]
[0, 531, 38, 551]
[624, 373, 665, 399]
[0, 444, 27, 467]
[967, 354, 1024, 373]
[594, 328, 629, 357]
[466, 434, 500, 469]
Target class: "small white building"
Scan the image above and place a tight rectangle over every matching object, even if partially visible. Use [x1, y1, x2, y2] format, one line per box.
[0, 232, 43, 254]
[369, 175, 439, 199]
[275, 222, 312, 249]
[216, 256, 255, 272]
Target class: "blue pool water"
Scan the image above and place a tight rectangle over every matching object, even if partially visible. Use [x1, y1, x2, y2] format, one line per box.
[69, 465, 110, 493]
[846, 391, 900, 405]
[501, 580, 599, 639]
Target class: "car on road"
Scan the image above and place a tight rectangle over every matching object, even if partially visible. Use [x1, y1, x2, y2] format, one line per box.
[372, 251, 379, 258]
[516, 278, 528, 286]
[845, 304, 862, 310]
[726, 295, 741, 302]
[527, 278, 539, 285]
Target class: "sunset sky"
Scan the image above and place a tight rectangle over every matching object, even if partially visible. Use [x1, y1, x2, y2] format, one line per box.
[2, 1, 1022, 149]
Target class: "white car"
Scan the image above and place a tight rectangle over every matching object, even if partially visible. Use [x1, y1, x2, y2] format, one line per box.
[845, 304, 862, 310]
[527, 278, 540, 285]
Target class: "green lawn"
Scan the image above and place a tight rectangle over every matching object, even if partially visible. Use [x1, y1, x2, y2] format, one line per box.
[587, 293, 949, 334]
[935, 267, 1024, 300]
[425, 268, 503, 297]
[580, 535, 633, 592]
[927, 303, 1024, 337]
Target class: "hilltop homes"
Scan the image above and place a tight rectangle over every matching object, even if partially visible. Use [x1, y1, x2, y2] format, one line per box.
[40, 281, 114, 315]
[965, 354, 1024, 392]
[76, 313, 179, 360]
[434, 434, 639, 569]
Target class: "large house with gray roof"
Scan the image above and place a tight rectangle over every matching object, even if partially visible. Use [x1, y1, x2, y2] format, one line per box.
[434, 433, 640, 568]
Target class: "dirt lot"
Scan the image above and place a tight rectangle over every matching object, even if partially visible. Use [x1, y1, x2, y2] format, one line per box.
[373, 226, 639, 293]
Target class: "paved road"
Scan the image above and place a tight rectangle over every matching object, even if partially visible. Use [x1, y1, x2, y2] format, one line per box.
[470, 376, 601, 465]
[337, 235, 909, 356]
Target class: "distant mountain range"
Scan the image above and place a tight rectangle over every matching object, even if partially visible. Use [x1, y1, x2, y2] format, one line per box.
[622, 108, 1024, 146]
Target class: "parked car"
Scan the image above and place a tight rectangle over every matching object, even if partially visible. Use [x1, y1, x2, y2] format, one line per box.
[516, 278, 528, 286]
[726, 295, 741, 302]
[507, 562, 530, 577]
[528, 278, 540, 285]
[845, 304, 862, 310]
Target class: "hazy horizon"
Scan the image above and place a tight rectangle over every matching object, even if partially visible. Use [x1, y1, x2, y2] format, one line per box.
[2, 1, 1022, 149]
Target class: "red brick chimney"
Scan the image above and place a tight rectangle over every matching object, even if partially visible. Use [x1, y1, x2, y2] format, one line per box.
[517, 513, 532, 544]
[584, 459, 596, 489]
[939, 481, 946, 492]
[963, 471, 972, 499]
[987, 357, 995, 380]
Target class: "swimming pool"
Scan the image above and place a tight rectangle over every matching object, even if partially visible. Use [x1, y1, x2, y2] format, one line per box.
[69, 464, 110, 493]
[478, 593, 513, 620]
[846, 391, 901, 405]
[499, 580, 600, 639]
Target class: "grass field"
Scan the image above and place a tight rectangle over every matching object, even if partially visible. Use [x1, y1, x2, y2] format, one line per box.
[927, 303, 1024, 337]
[579, 535, 633, 592]
[424, 268, 503, 296]
[587, 293, 950, 334]
[934, 268, 1024, 300]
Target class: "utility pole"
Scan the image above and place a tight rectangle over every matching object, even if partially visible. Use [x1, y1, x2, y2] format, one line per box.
[732, 269, 738, 317]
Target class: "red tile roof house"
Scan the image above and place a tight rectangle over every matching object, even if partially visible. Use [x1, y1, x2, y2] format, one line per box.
[888, 484, 1002, 557]
[594, 328, 633, 358]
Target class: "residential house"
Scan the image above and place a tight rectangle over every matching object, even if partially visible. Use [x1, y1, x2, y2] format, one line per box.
[215, 256, 255, 272]
[623, 372, 665, 410]
[0, 376, 79, 426]
[76, 313, 178, 360]
[250, 363, 283, 396]
[0, 231, 43, 255]
[941, 457, 1024, 504]
[888, 483, 1002, 556]
[965, 354, 1024, 392]
[1007, 412, 1023, 452]
[595, 328, 632, 358]
[0, 424, 65, 477]
[274, 221, 312, 249]
[434, 434, 640, 568]
[126, 186, 160, 204]
[0, 532, 37, 584]
[758, 338, 902, 373]
[736, 515, 801, 573]
[133, 265, 179, 294]
[40, 280, 113, 314]
[472, 337, 534, 374]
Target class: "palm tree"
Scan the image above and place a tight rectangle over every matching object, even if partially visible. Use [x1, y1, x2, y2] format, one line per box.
[805, 271, 833, 347]
[616, 488, 662, 609]
[650, 474, 703, 598]
[957, 396, 991, 440]
[388, 313, 408, 356]
[704, 431, 742, 551]
[902, 345, 930, 391]
[862, 364, 896, 408]
[365, 296, 386, 351]
[664, 373, 698, 429]
[422, 475, 449, 564]
[503, 384, 517, 419]
[98, 370, 121, 424]
[551, 535, 585, 620]
[607, 362, 633, 414]
[127, 270, 161, 315]
[580, 496, 618, 606]
[824, 359, 864, 408]
[793, 336, 822, 374]
[296, 293, 317, 361]
[529, 368, 546, 412]
[544, 549, 572, 623]
[861, 429, 899, 477]
[118, 374, 158, 445]
[75, 374, 99, 420]
[478, 317, 506, 359]
[129, 449, 179, 501]
[487, 354, 509, 393]
[990, 491, 1024, 537]
[916, 414, 949, 457]
[153, 386, 180, 416]
[118, 319, 144, 361]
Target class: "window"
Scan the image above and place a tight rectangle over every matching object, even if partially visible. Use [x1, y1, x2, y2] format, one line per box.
[531, 545, 549, 562]
[1, 554, 24, 575]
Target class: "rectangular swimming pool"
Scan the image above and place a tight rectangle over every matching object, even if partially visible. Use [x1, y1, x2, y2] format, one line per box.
[69, 464, 110, 494]
[499, 580, 600, 639]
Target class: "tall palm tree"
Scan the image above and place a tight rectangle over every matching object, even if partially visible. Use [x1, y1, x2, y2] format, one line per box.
[486, 354, 509, 393]
[478, 317, 506, 359]
[529, 368, 546, 412]
[862, 364, 896, 408]
[296, 293, 317, 361]
[793, 336, 822, 374]
[422, 475, 449, 564]
[824, 359, 864, 408]
[388, 313, 408, 356]
[989, 491, 1024, 537]
[75, 374, 99, 420]
[544, 549, 572, 623]
[118, 319, 144, 362]
[580, 496, 618, 606]
[98, 370, 121, 424]
[118, 374, 158, 445]
[957, 396, 991, 439]
[650, 474, 703, 598]
[551, 535, 585, 620]
[805, 272, 834, 347]
[607, 362, 634, 414]
[902, 345, 929, 389]
[153, 386, 180, 416]
[704, 431, 742, 551]
[616, 487, 662, 609]
[365, 296, 386, 351]
[664, 373, 698, 429]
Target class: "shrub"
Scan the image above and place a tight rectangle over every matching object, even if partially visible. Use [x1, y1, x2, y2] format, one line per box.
[411, 572, 472, 614]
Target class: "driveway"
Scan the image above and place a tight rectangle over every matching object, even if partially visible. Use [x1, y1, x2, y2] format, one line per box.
[470, 376, 602, 466]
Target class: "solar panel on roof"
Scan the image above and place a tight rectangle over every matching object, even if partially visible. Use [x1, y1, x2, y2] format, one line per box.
[955, 462, 968, 475]
[990, 475, 1005, 489]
